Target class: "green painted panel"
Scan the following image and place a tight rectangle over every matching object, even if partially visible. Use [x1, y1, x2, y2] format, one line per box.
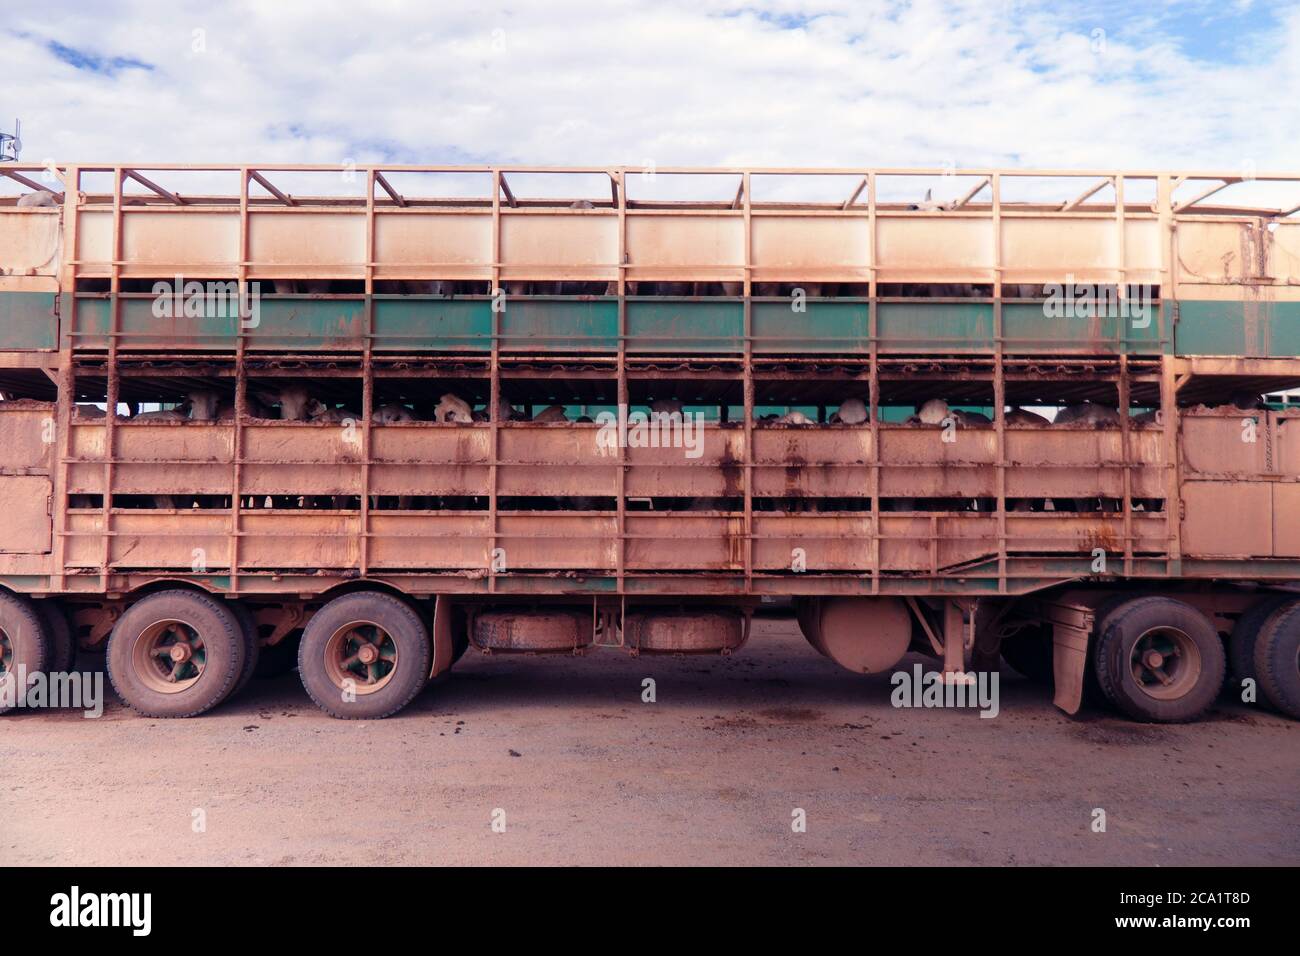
[374, 298, 491, 352]
[249, 297, 366, 349]
[1176, 300, 1300, 356]
[753, 300, 867, 354]
[49, 294, 1300, 358]
[1004, 302, 1164, 354]
[501, 298, 618, 352]
[878, 302, 993, 351]
[75, 295, 246, 349]
[628, 299, 743, 353]
[0, 292, 57, 349]
[73, 295, 368, 350]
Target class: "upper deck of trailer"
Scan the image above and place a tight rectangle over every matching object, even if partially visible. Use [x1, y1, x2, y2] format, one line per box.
[1, 164, 1298, 358]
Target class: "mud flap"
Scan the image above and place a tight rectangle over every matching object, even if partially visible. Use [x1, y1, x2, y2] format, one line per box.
[430, 594, 456, 678]
[1051, 623, 1089, 714]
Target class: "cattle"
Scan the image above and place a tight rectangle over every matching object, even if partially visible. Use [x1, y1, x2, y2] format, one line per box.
[832, 398, 868, 425]
[255, 385, 313, 421]
[186, 389, 269, 422]
[771, 410, 814, 425]
[907, 188, 953, 212]
[909, 398, 951, 425]
[1054, 402, 1120, 427]
[17, 191, 57, 208]
[905, 398, 989, 427]
[435, 393, 474, 423]
[1005, 407, 1051, 426]
[307, 402, 360, 424]
[532, 405, 569, 423]
[372, 404, 418, 423]
[186, 390, 222, 421]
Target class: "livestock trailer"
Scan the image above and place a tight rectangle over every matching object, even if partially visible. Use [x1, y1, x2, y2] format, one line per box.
[0, 163, 1297, 722]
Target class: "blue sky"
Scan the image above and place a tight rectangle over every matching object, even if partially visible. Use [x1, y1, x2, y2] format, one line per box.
[1, 0, 1296, 182]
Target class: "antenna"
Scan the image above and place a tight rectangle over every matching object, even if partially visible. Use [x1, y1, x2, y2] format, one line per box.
[0, 118, 20, 162]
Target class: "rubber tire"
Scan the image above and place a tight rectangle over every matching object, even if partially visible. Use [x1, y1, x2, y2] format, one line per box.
[106, 590, 246, 718]
[1084, 595, 1143, 708]
[297, 592, 431, 719]
[34, 599, 76, 674]
[1253, 602, 1300, 719]
[0, 592, 48, 715]
[1093, 597, 1225, 723]
[227, 601, 262, 699]
[1228, 596, 1293, 687]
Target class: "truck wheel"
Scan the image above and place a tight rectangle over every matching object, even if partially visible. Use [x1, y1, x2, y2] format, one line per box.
[34, 599, 76, 674]
[1228, 596, 1292, 688]
[227, 601, 262, 699]
[1093, 597, 1224, 723]
[1253, 603, 1300, 719]
[0, 592, 48, 715]
[106, 590, 246, 718]
[298, 592, 430, 719]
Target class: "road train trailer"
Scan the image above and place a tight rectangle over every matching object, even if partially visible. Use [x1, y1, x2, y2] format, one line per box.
[0, 162, 1298, 722]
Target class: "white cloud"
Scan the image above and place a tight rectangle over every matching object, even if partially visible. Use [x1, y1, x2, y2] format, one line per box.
[0, 0, 1296, 185]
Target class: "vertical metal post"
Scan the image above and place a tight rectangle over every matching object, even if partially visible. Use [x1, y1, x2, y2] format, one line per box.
[1156, 173, 1181, 571]
[230, 167, 250, 590]
[867, 172, 880, 594]
[615, 169, 627, 594]
[992, 172, 1007, 593]
[100, 167, 124, 590]
[1117, 353, 1133, 578]
[741, 171, 754, 590]
[359, 168, 376, 576]
[488, 169, 502, 592]
[52, 165, 79, 591]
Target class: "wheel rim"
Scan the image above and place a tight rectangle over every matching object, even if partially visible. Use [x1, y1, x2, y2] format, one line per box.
[132, 619, 207, 694]
[1129, 626, 1201, 700]
[323, 621, 397, 695]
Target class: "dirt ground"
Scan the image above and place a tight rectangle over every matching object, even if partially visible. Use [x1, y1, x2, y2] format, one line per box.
[1, 614, 1296, 866]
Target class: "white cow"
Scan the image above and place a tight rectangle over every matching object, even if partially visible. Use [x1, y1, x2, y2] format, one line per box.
[832, 398, 868, 424]
[17, 191, 57, 208]
[435, 393, 474, 423]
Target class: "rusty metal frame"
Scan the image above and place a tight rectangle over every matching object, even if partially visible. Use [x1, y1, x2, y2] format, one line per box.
[4, 163, 1299, 600]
